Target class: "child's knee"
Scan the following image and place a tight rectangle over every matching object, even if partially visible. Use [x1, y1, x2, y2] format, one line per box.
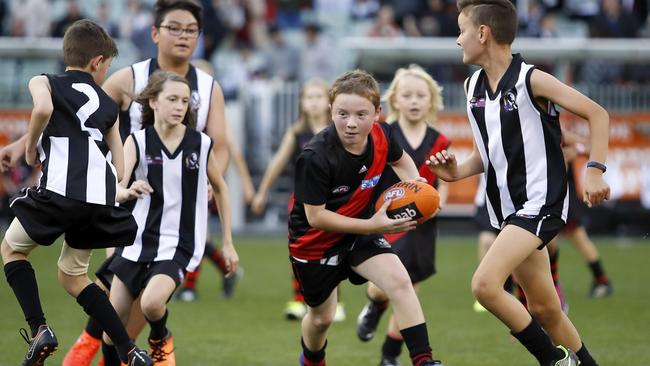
[471, 274, 500, 302]
[528, 301, 562, 325]
[57, 269, 91, 296]
[383, 271, 413, 297]
[306, 311, 334, 332]
[140, 296, 165, 319]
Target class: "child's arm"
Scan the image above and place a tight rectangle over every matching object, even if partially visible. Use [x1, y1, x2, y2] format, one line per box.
[304, 200, 416, 235]
[205, 82, 230, 174]
[530, 69, 610, 207]
[251, 130, 296, 215]
[105, 120, 124, 181]
[389, 151, 421, 181]
[426, 143, 484, 182]
[25, 76, 53, 166]
[101, 67, 132, 110]
[226, 126, 256, 204]
[207, 147, 238, 276]
[115, 136, 152, 202]
[437, 180, 449, 209]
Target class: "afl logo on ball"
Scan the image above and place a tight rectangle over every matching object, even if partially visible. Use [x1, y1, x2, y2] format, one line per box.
[383, 188, 405, 201]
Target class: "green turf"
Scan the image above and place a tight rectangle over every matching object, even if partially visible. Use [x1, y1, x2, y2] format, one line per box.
[1, 235, 648, 365]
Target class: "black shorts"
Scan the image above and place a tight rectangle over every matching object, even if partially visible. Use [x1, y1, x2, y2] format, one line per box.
[388, 219, 438, 284]
[474, 204, 500, 234]
[11, 187, 137, 249]
[290, 234, 394, 307]
[95, 253, 116, 289]
[504, 214, 565, 249]
[108, 256, 185, 299]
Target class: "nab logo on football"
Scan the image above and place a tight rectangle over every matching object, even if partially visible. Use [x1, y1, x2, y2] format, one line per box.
[383, 188, 405, 201]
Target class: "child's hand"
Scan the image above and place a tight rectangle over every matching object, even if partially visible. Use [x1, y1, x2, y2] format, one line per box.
[583, 169, 610, 207]
[250, 192, 267, 216]
[116, 180, 153, 202]
[0, 141, 25, 172]
[24, 143, 40, 168]
[221, 241, 239, 277]
[369, 199, 417, 234]
[425, 150, 458, 181]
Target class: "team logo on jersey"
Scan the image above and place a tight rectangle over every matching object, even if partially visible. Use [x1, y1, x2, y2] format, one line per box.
[469, 97, 486, 109]
[358, 165, 368, 174]
[360, 174, 381, 190]
[503, 90, 518, 112]
[185, 152, 199, 170]
[332, 185, 350, 194]
[145, 154, 163, 165]
[191, 91, 201, 111]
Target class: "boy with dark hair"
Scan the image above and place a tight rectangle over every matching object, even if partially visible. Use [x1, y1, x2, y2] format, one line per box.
[427, 1, 609, 365]
[1, 19, 152, 366]
[290, 69, 442, 366]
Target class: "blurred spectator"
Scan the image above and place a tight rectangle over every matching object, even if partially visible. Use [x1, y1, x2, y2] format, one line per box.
[519, 0, 546, 37]
[51, 0, 85, 37]
[384, 0, 421, 23]
[273, 0, 306, 29]
[217, 43, 266, 99]
[0, 0, 6, 36]
[201, 0, 228, 60]
[120, 0, 156, 60]
[95, 1, 119, 38]
[539, 12, 559, 38]
[9, 0, 51, 37]
[262, 24, 300, 81]
[589, 0, 640, 38]
[367, 4, 403, 37]
[350, 0, 379, 20]
[403, 0, 457, 37]
[300, 22, 336, 82]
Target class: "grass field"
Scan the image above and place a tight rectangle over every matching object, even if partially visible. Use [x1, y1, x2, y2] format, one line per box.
[0, 235, 648, 365]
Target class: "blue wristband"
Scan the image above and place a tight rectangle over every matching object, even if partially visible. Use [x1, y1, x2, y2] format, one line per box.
[586, 161, 607, 173]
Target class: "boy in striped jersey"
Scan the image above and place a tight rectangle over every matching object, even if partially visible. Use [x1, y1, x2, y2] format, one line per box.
[427, 1, 610, 365]
[0, 20, 152, 366]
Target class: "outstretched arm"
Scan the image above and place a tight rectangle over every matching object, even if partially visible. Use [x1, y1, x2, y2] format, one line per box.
[251, 130, 296, 214]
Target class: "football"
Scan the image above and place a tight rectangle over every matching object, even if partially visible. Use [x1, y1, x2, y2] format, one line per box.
[375, 181, 440, 224]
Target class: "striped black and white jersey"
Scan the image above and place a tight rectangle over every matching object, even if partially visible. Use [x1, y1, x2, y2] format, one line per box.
[119, 58, 214, 140]
[117, 127, 212, 271]
[38, 70, 120, 206]
[466, 53, 569, 229]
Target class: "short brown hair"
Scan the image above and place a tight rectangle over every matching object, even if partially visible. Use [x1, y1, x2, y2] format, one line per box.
[154, 0, 203, 30]
[457, 0, 518, 45]
[63, 20, 118, 68]
[329, 70, 381, 110]
[135, 71, 196, 129]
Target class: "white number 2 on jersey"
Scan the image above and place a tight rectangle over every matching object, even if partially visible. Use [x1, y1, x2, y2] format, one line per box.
[72, 83, 103, 141]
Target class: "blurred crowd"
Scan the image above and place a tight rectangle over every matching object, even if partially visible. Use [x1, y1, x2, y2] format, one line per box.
[0, 0, 649, 86]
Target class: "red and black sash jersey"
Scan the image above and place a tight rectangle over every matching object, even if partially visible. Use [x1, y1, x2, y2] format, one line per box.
[289, 122, 404, 260]
[374, 122, 451, 244]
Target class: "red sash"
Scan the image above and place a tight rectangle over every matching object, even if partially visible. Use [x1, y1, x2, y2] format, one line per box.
[290, 123, 388, 260]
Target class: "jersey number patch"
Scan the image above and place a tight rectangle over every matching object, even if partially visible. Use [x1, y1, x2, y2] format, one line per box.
[72, 83, 103, 141]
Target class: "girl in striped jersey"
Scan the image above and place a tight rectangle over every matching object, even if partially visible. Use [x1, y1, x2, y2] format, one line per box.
[428, 1, 609, 365]
[103, 71, 238, 366]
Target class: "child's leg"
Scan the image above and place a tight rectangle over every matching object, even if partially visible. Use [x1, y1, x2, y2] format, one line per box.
[473, 225, 570, 364]
[302, 289, 337, 366]
[2, 219, 46, 337]
[357, 281, 389, 341]
[99, 273, 136, 364]
[513, 247, 581, 351]
[127, 295, 148, 339]
[354, 254, 435, 365]
[380, 284, 419, 361]
[568, 226, 611, 297]
[140, 274, 177, 340]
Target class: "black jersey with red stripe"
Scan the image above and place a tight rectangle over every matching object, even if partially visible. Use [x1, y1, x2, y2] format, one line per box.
[374, 122, 451, 244]
[289, 123, 404, 260]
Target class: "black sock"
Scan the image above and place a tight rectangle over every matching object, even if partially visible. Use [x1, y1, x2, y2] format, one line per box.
[4, 260, 46, 337]
[85, 317, 103, 339]
[576, 343, 598, 366]
[301, 337, 326, 365]
[76, 284, 132, 362]
[588, 260, 608, 283]
[101, 341, 121, 366]
[511, 319, 563, 364]
[400, 323, 433, 366]
[146, 309, 169, 341]
[504, 275, 514, 293]
[381, 334, 404, 358]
